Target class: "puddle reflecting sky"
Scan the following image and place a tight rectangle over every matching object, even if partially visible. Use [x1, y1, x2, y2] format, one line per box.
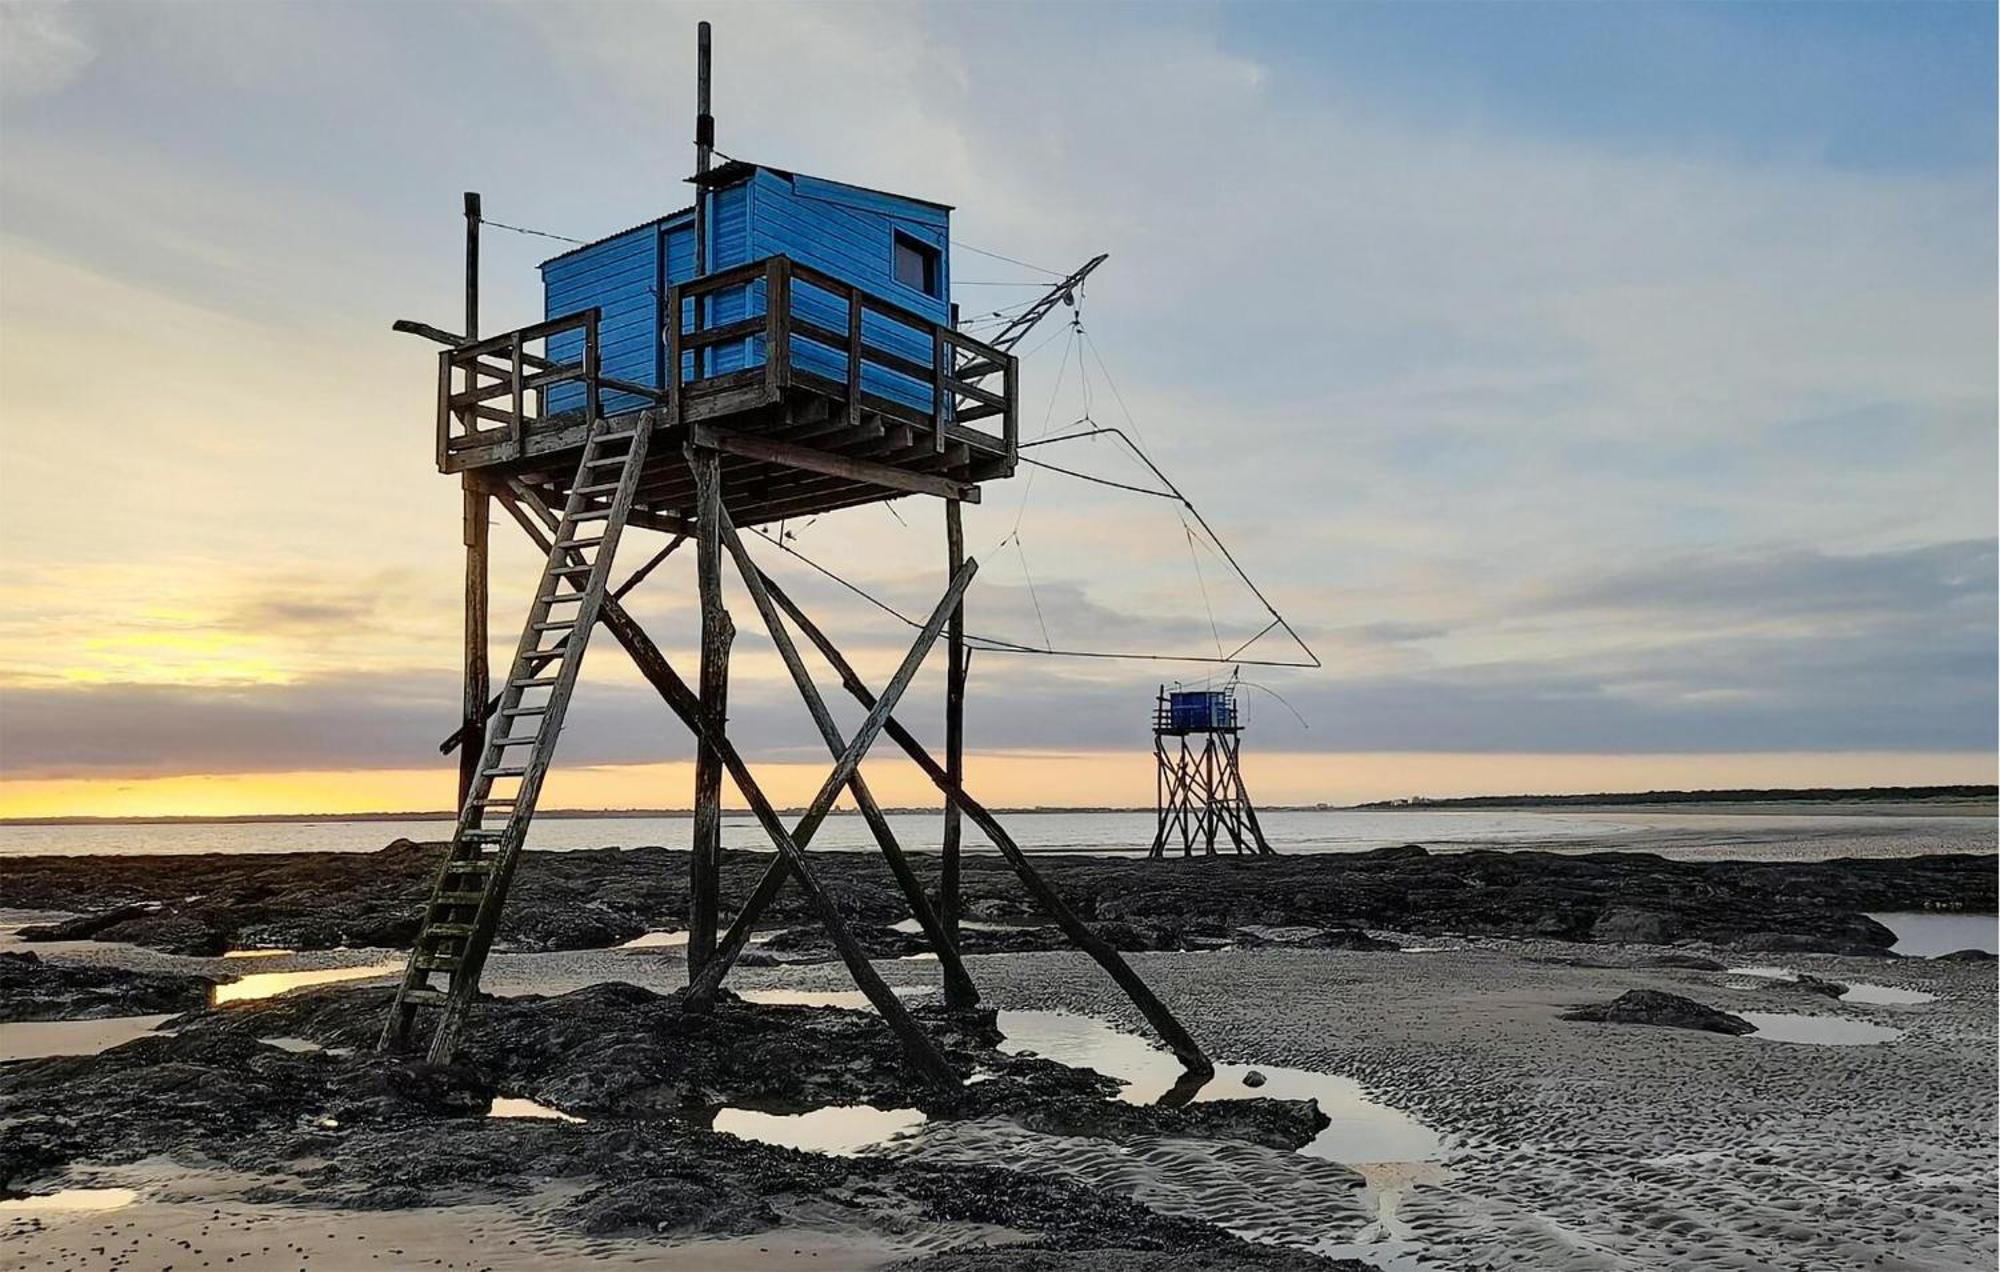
[711, 1104, 926, 1156]
[488, 1097, 584, 1123]
[735, 987, 935, 1009]
[1866, 912, 1999, 958]
[211, 962, 402, 1005]
[0, 1014, 173, 1061]
[1740, 1012, 1905, 1045]
[616, 930, 690, 950]
[1839, 982, 1936, 1006]
[995, 1009, 1442, 1164]
[0, 1188, 140, 1215]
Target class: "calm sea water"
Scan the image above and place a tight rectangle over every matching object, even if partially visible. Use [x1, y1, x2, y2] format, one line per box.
[0, 808, 1990, 862]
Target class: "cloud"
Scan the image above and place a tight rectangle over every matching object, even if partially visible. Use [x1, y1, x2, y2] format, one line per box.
[0, 3, 1990, 799]
[0, 2, 94, 99]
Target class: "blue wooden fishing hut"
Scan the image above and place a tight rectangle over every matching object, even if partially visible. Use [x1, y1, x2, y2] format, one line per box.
[430, 159, 1015, 530]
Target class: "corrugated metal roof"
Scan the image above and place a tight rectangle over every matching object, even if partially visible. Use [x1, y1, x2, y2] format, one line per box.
[537, 205, 695, 270]
[538, 158, 953, 269]
[689, 157, 954, 212]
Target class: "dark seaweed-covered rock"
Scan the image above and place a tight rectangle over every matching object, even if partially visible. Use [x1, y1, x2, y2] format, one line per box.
[1778, 973, 1849, 999]
[562, 1176, 778, 1237]
[1592, 907, 1679, 944]
[892, 1249, 1363, 1271]
[5, 838, 1989, 958]
[1006, 1095, 1334, 1155]
[0, 950, 223, 1021]
[0, 981, 1353, 1265]
[1235, 926, 1398, 952]
[1560, 990, 1756, 1035]
[1934, 947, 1997, 962]
[1639, 953, 1728, 971]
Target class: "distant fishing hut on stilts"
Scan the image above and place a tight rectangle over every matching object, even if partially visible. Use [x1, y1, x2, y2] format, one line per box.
[1150, 676, 1275, 858]
[377, 22, 1210, 1086]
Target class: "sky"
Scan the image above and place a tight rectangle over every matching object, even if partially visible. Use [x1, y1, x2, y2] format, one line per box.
[0, 0, 1993, 818]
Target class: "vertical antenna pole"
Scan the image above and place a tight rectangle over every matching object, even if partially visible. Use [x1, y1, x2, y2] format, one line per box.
[458, 192, 488, 813]
[463, 192, 481, 341]
[692, 20, 712, 379]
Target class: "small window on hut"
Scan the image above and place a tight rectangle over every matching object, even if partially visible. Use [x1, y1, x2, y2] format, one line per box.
[893, 232, 939, 297]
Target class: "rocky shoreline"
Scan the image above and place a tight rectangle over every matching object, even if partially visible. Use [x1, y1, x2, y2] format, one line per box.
[4, 840, 1991, 958]
[0, 957, 1355, 1271]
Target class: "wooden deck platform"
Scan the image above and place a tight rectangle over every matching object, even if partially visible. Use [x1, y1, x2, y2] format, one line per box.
[431, 255, 1018, 528]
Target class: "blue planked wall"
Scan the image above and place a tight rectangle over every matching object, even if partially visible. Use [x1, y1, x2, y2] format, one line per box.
[541, 167, 950, 418]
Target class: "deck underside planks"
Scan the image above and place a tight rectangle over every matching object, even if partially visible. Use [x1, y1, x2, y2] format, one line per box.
[444, 377, 1010, 528]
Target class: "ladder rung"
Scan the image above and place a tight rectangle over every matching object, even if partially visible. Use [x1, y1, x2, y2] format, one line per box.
[424, 923, 476, 939]
[569, 509, 613, 523]
[594, 429, 639, 444]
[492, 736, 537, 748]
[502, 706, 549, 717]
[583, 455, 626, 468]
[533, 620, 577, 632]
[547, 564, 594, 576]
[402, 987, 447, 1006]
[471, 797, 516, 807]
[510, 676, 558, 688]
[485, 766, 528, 778]
[461, 828, 505, 839]
[572, 483, 621, 497]
[418, 954, 462, 972]
[434, 892, 486, 906]
[443, 859, 496, 874]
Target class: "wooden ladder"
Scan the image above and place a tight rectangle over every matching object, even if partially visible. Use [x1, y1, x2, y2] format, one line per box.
[381, 408, 658, 1062]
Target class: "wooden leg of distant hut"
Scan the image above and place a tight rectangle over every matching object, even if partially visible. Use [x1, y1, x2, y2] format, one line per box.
[458, 477, 489, 810]
[711, 509, 979, 1009]
[497, 496, 961, 1091]
[1149, 736, 1168, 860]
[939, 498, 974, 1006]
[751, 567, 1213, 1078]
[1208, 736, 1224, 856]
[1179, 738, 1195, 857]
[687, 556, 978, 1005]
[687, 444, 731, 985]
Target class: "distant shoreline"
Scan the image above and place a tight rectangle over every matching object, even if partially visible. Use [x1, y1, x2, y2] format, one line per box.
[4, 785, 1992, 828]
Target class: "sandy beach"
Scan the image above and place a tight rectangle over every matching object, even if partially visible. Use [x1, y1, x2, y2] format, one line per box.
[4, 845, 1994, 1271]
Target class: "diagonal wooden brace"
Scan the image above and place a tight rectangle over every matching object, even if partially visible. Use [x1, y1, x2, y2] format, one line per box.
[750, 565, 1214, 1077]
[498, 489, 964, 1091]
[685, 549, 978, 1005]
[695, 507, 980, 1009]
[438, 532, 686, 755]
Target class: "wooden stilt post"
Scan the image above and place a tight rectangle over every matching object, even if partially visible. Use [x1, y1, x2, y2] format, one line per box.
[939, 497, 971, 1005]
[749, 567, 1213, 1077]
[459, 480, 488, 809]
[687, 444, 730, 982]
[456, 192, 487, 812]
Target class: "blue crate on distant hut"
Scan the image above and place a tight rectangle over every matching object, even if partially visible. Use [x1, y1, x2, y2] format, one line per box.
[1159, 689, 1237, 734]
[538, 160, 951, 417]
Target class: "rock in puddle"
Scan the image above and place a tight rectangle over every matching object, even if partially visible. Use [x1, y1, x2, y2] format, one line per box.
[1559, 989, 1757, 1036]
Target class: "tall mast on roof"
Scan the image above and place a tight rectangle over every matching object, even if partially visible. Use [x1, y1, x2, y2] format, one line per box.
[694, 21, 712, 282]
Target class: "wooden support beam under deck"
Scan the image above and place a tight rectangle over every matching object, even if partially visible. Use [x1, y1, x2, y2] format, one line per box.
[692, 424, 980, 504]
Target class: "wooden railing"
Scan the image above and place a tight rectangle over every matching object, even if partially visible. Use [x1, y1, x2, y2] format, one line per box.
[435, 308, 668, 466]
[669, 256, 1018, 456]
[439, 255, 1018, 466]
